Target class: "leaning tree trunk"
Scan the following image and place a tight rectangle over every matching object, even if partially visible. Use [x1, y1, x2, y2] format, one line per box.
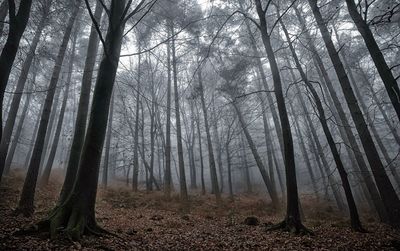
[309, 0, 400, 228]
[0, 0, 8, 37]
[254, 0, 306, 233]
[59, 0, 103, 204]
[41, 0, 127, 240]
[345, 0, 400, 122]
[294, 5, 388, 222]
[40, 26, 78, 186]
[0, 0, 33, 157]
[0, 0, 33, 182]
[15, 3, 79, 216]
[0, 3, 50, 177]
[232, 101, 279, 206]
[281, 19, 363, 231]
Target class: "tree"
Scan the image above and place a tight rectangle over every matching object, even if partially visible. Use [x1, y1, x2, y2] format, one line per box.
[253, 0, 308, 233]
[38, 0, 156, 240]
[15, 1, 80, 216]
[308, 0, 400, 228]
[0, 0, 33, 176]
[345, 0, 400, 122]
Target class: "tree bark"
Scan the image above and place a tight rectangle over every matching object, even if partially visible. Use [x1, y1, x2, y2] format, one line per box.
[345, 0, 400, 122]
[0, 0, 33, 155]
[59, 1, 103, 204]
[0, 2, 50, 178]
[15, 3, 79, 216]
[309, 0, 400, 228]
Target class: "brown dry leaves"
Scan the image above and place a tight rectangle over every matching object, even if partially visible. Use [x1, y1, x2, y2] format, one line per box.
[0, 171, 399, 250]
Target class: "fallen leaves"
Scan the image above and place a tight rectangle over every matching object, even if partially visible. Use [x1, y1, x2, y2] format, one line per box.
[0, 172, 399, 250]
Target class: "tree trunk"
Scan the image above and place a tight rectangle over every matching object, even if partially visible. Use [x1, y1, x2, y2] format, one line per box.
[0, 0, 8, 36]
[226, 142, 233, 200]
[102, 92, 114, 188]
[198, 67, 221, 203]
[295, 5, 388, 222]
[196, 106, 206, 195]
[232, 102, 279, 206]
[43, 0, 127, 240]
[0, 0, 33, 155]
[15, 3, 79, 216]
[345, 0, 400, 122]
[40, 26, 78, 186]
[255, 0, 305, 232]
[59, 0, 103, 204]
[309, 0, 400, 228]
[164, 31, 172, 198]
[171, 24, 188, 205]
[4, 83, 32, 173]
[0, 3, 49, 178]
[282, 19, 363, 230]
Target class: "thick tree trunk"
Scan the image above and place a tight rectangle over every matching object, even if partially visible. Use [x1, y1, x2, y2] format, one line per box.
[23, 102, 43, 169]
[59, 0, 103, 204]
[0, 0, 33, 156]
[240, 134, 252, 193]
[43, 0, 127, 240]
[309, 0, 400, 228]
[0, 4, 49, 177]
[15, 4, 79, 216]
[226, 142, 233, 200]
[345, 0, 400, 122]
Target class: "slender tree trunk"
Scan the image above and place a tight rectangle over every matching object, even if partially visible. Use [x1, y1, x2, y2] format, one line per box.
[289, 102, 320, 199]
[164, 32, 172, 198]
[40, 26, 78, 186]
[226, 142, 233, 200]
[240, 134, 252, 193]
[295, 5, 388, 221]
[102, 92, 114, 188]
[232, 102, 279, 206]
[196, 106, 205, 195]
[0, 0, 33, 156]
[189, 101, 197, 189]
[132, 43, 141, 191]
[198, 67, 221, 203]
[23, 102, 43, 169]
[282, 20, 363, 230]
[345, 0, 400, 122]
[4, 83, 32, 173]
[171, 24, 188, 204]
[0, 4, 49, 177]
[0, 0, 8, 37]
[255, 0, 305, 232]
[15, 4, 79, 216]
[211, 96, 224, 193]
[309, 0, 400, 228]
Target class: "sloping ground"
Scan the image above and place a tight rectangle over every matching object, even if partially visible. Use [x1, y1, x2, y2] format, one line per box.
[0, 171, 399, 250]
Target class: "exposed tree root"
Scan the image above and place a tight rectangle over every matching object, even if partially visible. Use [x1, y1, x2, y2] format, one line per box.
[266, 217, 313, 235]
[13, 206, 34, 218]
[13, 201, 116, 241]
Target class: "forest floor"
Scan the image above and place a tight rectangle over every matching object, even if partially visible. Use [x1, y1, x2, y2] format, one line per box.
[1, 170, 400, 250]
